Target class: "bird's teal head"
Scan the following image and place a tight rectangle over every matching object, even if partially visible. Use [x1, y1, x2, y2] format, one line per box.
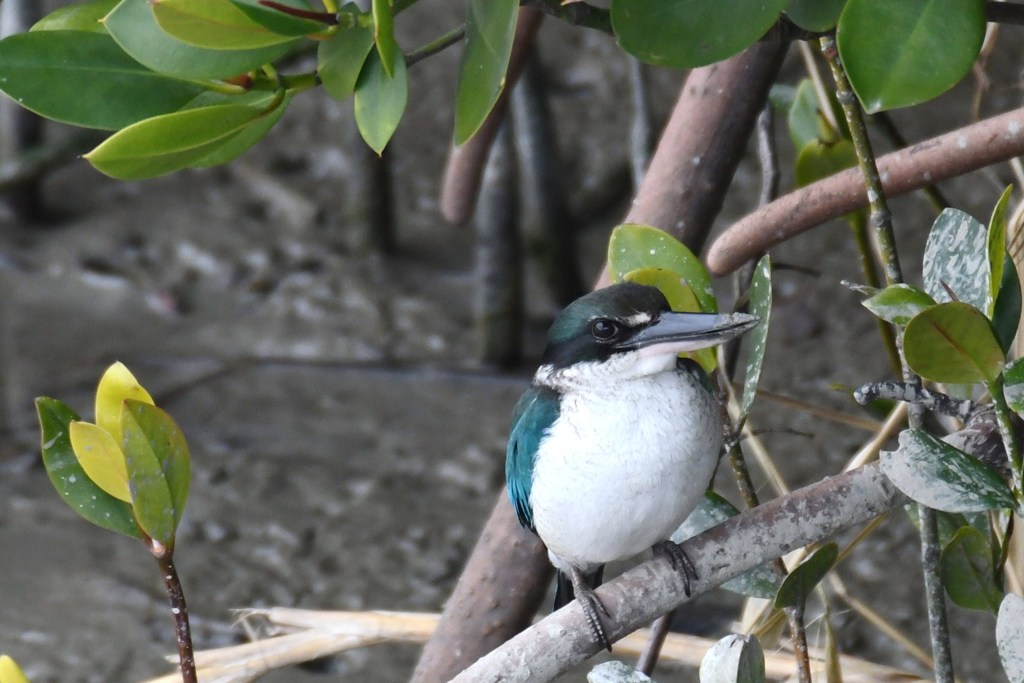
[540, 282, 758, 376]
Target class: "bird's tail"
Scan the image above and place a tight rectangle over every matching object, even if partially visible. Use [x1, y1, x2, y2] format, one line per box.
[553, 566, 604, 610]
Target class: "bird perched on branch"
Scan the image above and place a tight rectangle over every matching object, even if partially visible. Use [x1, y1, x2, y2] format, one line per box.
[506, 282, 758, 649]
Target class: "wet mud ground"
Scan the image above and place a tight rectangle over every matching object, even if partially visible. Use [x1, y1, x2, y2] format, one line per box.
[0, 5, 1018, 681]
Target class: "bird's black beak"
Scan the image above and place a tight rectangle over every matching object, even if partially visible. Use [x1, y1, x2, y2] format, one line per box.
[615, 311, 760, 353]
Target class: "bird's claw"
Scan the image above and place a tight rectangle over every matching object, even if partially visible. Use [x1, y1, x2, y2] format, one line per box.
[653, 540, 698, 597]
[576, 589, 612, 652]
[569, 567, 612, 651]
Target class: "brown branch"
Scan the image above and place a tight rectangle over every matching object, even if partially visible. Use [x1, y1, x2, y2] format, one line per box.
[621, 26, 789, 252]
[706, 105, 1024, 276]
[438, 7, 544, 225]
[451, 463, 904, 682]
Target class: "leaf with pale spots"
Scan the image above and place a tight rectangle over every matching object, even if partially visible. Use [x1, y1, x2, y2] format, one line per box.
[998, 594, 1024, 681]
[608, 224, 717, 313]
[774, 543, 837, 608]
[862, 283, 936, 326]
[36, 397, 141, 538]
[922, 208, 990, 312]
[698, 633, 765, 683]
[881, 428, 1015, 512]
[95, 361, 154, 444]
[904, 302, 1004, 384]
[1004, 358, 1024, 417]
[740, 255, 771, 422]
[624, 267, 716, 372]
[69, 420, 131, 502]
[122, 400, 184, 545]
[940, 526, 1002, 613]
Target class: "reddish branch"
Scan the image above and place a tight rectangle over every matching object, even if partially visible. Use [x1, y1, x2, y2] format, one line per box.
[706, 105, 1024, 276]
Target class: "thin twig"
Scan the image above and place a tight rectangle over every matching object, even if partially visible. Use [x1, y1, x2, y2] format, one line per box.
[406, 24, 465, 67]
[819, 33, 954, 683]
[151, 544, 197, 683]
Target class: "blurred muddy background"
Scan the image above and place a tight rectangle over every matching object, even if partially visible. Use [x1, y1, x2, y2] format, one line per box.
[1, 1, 1021, 681]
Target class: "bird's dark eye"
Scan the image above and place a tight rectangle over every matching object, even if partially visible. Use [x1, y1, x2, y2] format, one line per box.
[591, 319, 619, 341]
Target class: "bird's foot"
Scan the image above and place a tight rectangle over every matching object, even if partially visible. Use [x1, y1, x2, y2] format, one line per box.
[653, 540, 698, 597]
[569, 567, 612, 651]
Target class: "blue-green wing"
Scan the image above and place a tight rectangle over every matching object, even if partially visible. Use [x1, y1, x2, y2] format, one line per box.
[506, 386, 560, 532]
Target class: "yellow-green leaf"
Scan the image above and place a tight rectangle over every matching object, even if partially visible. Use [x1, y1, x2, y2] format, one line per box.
[624, 267, 716, 372]
[0, 655, 30, 683]
[318, 24, 375, 101]
[69, 421, 131, 502]
[904, 302, 1005, 384]
[453, 0, 518, 144]
[122, 403, 177, 546]
[123, 400, 190, 527]
[607, 224, 717, 312]
[354, 48, 407, 155]
[85, 103, 269, 179]
[95, 361, 154, 443]
[371, 0, 398, 78]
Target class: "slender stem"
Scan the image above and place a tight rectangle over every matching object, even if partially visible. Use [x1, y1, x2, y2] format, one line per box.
[635, 612, 673, 676]
[988, 375, 1023, 500]
[820, 33, 954, 683]
[406, 25, 465, 67]
[151, 543, 197, 683]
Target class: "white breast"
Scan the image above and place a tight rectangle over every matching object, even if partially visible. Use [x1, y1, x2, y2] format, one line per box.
[529, 365, 721, 574]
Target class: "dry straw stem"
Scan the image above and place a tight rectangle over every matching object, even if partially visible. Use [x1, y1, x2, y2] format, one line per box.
[707, 105, 1024, 276]
[137, 607, 922, 683]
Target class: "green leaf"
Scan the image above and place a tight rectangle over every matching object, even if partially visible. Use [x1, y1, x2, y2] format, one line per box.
[786, 0, 845, 31]
[994, 254, 1022, 353]
[740, 255, 771, 421]
[923, 208, 990, 311]
[1003, 358, 1024, 417]
[121, 402, 178, 545]
[372, 0, 399, 78]
[672, 492, 780, 599]
[988, 186, 1014, 316]
[106, 0, 298, 80]
[453, 0, 518, 145]
[68, 421, 131, 502]
[795, 139, 857, 187]
[191, 93, 289, 167]
[904, 302, 1004, 384]
[228, 0, 326, 37]
[152, 0, 296, 49]
[623, 268, 716, 372]
[881, 428, 1016, 512]
[607, 224, 717, 312]
[85, 102, 272, 179]
[786, 79, 845, 151]
[774, 543, 838, 608]
[318, 23, 375, 101]
[36, 398, 141, 538]
[940, 526, 1002, 613]
[123, 400, 190, 527]
[998, 594, 1024, 682]
[861, 284, 936, 326]
[836, 0, 986, 112]
[32, 0, 120, 32]
[0, 30, 205, 130]
[354, 48, 407, 155]
[612, 0, 788, 68]
[699, 634, 766, 683]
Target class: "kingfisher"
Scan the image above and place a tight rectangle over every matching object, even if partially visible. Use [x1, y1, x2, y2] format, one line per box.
[506, 282, 759, 649]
